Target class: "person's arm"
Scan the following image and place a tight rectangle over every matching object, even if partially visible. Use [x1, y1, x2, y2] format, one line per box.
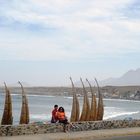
[64, 112, 68, 119]
[52, 110, 56, 120]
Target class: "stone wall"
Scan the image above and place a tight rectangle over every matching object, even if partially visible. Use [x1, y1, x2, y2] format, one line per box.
[1, 120, 140, 136]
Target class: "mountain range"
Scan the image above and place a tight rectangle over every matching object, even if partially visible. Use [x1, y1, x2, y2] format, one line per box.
[75, 68, 140, 87]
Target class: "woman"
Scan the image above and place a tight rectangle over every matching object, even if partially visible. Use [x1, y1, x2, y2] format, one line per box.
[56, 107, 69, 132]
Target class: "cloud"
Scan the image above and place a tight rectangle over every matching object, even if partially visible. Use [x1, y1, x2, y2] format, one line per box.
[118, 20, 140, 32]
[0, 0, 140, 61]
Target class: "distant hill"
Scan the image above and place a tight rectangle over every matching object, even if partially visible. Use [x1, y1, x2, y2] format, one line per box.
[100, 68, 140, 86]
[75, 68, 140, 87]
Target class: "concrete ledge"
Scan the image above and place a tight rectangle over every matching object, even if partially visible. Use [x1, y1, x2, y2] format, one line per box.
[1, 120, 140, 136]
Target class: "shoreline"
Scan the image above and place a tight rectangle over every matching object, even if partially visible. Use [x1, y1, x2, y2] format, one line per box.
[1, 127, 140, 140]
[1, 85, 140, 101]
[6, 93, 140, 102]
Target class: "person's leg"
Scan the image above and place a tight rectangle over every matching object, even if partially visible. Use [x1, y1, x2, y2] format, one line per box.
[59, 120, 68, 132]
[51, 118, 56, 123]
[58, 120, 66, 132]
[63, 119, 69, 132]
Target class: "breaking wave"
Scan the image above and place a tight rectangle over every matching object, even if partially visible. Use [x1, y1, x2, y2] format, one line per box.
[30, 114, 51, 121]
[104, 111, 139, 120]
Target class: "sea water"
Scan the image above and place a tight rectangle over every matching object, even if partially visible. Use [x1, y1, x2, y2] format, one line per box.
[0, 93, 140, 124]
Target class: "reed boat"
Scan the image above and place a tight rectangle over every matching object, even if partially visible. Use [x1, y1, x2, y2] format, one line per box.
[18, 81, 30, 124]
[70, 77, 80, 122]
[86, 79, 97, 121]
[95, 78, 104, 120]
[1, 82, 13, 125]
[79, 78, 90, 121]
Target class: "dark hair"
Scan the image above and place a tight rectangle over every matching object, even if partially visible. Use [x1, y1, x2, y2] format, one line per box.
[58, 107, 65, 112]
[54, 105, 58, 108]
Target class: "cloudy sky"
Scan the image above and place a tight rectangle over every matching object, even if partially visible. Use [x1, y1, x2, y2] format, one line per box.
[0, 0, 140, 86]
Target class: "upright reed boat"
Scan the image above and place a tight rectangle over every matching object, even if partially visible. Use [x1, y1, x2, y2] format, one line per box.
[95, 78, 104, 120]
[18, 81, 29, 124]
[79, 78, 90, 121]
[86, 79, 97, 121]
[70, 77, 80, 122]
[1, 82, 13, 125]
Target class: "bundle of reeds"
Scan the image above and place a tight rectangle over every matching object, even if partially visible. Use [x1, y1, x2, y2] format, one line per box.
[70, 77, 80, 122]
[1, 82, 13, 125]
[18, 81, 30, 124]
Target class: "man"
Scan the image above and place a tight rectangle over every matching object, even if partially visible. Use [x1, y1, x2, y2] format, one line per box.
[51, 104, 58, 123]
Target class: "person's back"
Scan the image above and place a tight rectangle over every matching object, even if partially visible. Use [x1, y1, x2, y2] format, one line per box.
[51, 105, 58, 123]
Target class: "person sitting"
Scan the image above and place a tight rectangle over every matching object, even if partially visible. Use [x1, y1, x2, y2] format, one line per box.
[56, 106, 69, 132]
[51, 104, 58, 123]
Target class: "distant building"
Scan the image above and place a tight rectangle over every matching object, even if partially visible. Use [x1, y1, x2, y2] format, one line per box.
[111, 89, 120, 99]
[103, 92, 110, 98]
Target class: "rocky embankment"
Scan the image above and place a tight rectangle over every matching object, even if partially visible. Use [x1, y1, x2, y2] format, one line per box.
[1, 120, 140, 136]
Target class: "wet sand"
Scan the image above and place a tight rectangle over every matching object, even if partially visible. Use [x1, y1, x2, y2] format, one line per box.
[1, 127, 140, 140]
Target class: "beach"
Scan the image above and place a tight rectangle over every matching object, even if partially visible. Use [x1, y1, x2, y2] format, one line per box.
[1, 127, 140, 140]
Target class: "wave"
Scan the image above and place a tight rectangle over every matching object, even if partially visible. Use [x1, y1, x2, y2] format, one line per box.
[105, 107, 120, 109]
[104, 111, 139, 120]
[11, 94, 20, 96]
[27, 95, 56, 98]
[104, 98, 140, 103]
[30, 114, 51, 120]
[3, 94, 56, 98]
[63, 96, 73, 99]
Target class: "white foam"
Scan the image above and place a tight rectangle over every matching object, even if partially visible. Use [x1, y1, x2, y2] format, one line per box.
[11, 94, 20, 96]
[104, 98, 140, 103]
[30, 114, 51, 120]
[105, 107, 120, 109]
[10, 94, 56, 98]
[63, 96, 73, 99]
[104, 111, 139, 120]
[27, 95, 56, 98]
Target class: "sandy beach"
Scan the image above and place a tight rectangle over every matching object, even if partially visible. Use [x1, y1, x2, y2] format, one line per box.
[1, 127, 140, 140]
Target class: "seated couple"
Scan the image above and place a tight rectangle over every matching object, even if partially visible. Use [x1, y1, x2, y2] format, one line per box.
[51, 105, 70, 132]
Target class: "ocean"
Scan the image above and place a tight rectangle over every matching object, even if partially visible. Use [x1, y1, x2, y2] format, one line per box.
[0, 93, 140, 124]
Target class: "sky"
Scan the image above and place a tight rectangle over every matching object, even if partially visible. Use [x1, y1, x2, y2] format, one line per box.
[0, 0, 140, 86]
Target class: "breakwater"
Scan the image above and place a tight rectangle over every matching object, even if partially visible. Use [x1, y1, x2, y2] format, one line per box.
[1, 120, 140, 136]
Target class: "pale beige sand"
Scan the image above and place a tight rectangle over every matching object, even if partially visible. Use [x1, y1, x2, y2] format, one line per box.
[1, 127, 140, 140]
